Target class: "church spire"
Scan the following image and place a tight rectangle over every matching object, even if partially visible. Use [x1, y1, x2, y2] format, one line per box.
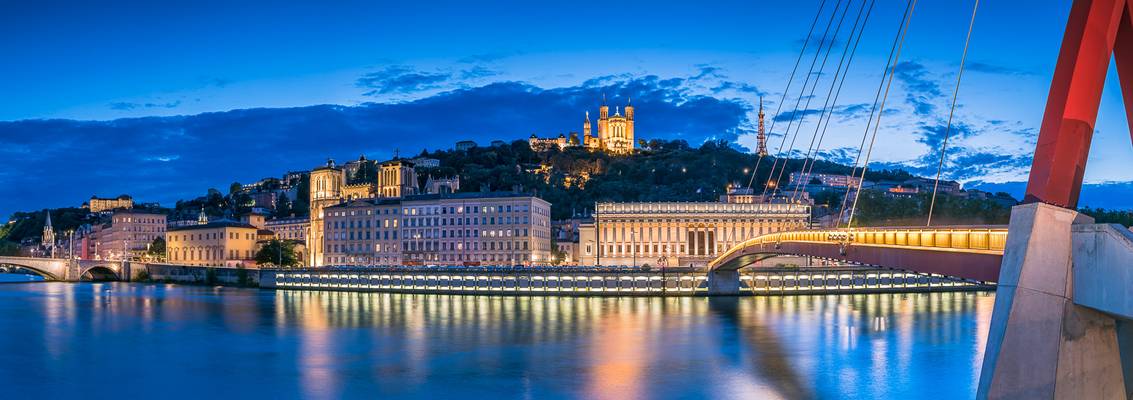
[41, 210, 55, 250]
[198, 207, 208, 225]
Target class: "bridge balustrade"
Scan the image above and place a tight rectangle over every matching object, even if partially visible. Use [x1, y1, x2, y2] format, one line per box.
[714, 226, 1009, 270]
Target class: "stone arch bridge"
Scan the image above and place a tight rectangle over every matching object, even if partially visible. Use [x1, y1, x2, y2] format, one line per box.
[0, 256, 132, 281]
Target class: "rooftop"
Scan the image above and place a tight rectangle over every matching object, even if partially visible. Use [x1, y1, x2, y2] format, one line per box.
[168, 220, 258, 232]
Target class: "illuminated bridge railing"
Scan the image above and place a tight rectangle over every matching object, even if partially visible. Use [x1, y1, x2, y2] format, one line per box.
[713, 226, 1008, 269]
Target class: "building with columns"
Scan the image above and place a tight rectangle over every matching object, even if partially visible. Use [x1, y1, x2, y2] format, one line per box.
[578, 199, 810, 268]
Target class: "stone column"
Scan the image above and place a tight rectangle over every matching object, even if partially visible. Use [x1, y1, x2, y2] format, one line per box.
[978, 203, 1125, 399]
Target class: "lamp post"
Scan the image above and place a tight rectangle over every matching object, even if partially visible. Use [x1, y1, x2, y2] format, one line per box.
[631, 229, 636, 268]
[66, 230, 74, 260]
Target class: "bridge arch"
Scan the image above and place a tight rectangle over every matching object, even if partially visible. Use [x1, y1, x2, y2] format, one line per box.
[709, 226, 1007, 283]
[0, 257, 69, 280]
[80, 266, 120, 281]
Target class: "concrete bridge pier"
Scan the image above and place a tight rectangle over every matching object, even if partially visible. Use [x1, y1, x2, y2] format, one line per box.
[978, 203, 1129, 399]
[706, 269, 741, 296]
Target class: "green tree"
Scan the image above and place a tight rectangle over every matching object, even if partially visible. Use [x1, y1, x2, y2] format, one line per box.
[147, 237, 166, 261]
[229, 182, 243, 196]
[255, 240, 300, 267]
[275, 192, 293, 217]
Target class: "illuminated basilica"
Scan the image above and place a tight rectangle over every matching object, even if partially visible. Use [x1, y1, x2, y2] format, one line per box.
[528, 98, 635, 154]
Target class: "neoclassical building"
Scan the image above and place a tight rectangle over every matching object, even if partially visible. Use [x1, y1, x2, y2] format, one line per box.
[166, 218, 259, 267]
[578, 198, 810, 268]
[529, 98, 636, 154]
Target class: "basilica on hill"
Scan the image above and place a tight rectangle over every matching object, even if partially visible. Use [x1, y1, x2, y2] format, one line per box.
[528, 97, 635, 154]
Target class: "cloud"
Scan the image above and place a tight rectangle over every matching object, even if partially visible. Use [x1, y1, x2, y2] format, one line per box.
[0, 75, 750, 217]
[356, 66, 452, 95]
[893, 61, 941, 116]
[355, 65, 504, 96]
[966, 62, 1032, 76]
[108, 100, 182, 110]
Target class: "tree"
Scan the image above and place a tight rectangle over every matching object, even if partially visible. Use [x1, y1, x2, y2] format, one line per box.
[229, 182, 243, 196]
[275, 192, 293, 217]
[147, 237, 166, 261]
[255, 240, 300, 267]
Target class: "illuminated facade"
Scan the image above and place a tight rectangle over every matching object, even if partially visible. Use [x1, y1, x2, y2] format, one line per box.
[377, 159, 418, 198]
[578, 200, 810, 267]
[529, 99, 636, 154]
[84, 194, 133, 213]
[87, 209, 166, 261]
[322, 192, 553, 266]
[309, 159, 345, 266]
[166, 219, 258, 267]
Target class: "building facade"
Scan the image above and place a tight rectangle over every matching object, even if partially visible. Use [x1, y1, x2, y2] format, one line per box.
[265, 217, 309, 242]
[578, 201, 810, 268]
[789, 172, 862, 189]
[87, 209, 167, 261]
[377, 159, 419, 198]
[528, 99, 635, 154]
[166, 220, 259, 267]
[84, 195, 134, 213]
[322, 192, 553, 266]
[308, 159, 345, 267]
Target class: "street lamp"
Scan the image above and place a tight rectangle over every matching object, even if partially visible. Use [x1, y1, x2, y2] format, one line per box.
[66, 230, 74, 260]
[631, 229, 636, 268]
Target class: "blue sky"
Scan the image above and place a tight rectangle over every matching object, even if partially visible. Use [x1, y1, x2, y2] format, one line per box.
[1, 0, 1130, 217]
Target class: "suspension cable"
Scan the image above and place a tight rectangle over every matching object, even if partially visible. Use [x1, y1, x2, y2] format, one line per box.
[762, 0, 852, 199]
[746, 0, 830, 189]
[789, 0, 875, 203]
[836, 0, 914, 226]
[760, 0, 847, 198]
[926, 0, 979, 226]
[846, 0, 918, 229]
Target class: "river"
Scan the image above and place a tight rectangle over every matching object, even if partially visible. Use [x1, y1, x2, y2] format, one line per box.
[0, 280, 993, 399]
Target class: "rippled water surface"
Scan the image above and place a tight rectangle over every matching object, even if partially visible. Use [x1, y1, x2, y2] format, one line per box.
[0, 281, 994, 399]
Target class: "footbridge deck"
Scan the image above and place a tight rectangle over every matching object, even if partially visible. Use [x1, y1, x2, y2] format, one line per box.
[709, 226, 1008, 283]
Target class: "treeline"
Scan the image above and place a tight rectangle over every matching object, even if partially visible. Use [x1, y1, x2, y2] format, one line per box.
[417, 139, 927, 220]
[848, 190, 1012, 226]
[1079, 207, 1133, 227]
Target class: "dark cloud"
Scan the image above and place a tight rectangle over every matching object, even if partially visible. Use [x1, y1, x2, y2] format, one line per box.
[893, 61, 941, 116]
[456, 52, 523, 64]
[108, 100, 182, 110]
[710, 81, 763, 95]
[356, 66, 452, 95]
[915, 122, 974, 150]
[945, 151, 1032, 180]
[967, 62, 1032, 76]
[772, 108, 825, 122]
[816, 147, 858, 166]
[0, 76, 749, 217]
[770, 103, 873, 123]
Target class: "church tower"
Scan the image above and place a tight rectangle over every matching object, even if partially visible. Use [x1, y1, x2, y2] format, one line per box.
[42, 211, 55, 256]
[625, 97, 635, 151]
[756, 97, 768, 157]
[309, 158, 345, 267]
[598, 94, 609, 145]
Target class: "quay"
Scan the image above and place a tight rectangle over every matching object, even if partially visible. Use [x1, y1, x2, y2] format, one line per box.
[260, 265, 989, 296]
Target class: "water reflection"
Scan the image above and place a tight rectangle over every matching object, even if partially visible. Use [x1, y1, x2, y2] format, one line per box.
[0, 283, 994, 399]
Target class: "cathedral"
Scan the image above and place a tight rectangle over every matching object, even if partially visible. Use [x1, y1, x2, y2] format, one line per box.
[528, 97, 635, 154]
